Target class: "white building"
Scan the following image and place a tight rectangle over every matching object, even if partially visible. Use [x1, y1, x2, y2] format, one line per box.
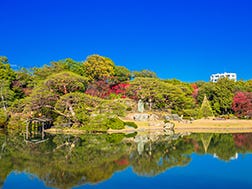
[210, 72, 237, 82]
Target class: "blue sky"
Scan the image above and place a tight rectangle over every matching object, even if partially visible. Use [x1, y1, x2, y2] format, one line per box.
[0, 0, 251, 82]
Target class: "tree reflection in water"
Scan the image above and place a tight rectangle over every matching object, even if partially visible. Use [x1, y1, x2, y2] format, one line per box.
[0, 130, 252, 189]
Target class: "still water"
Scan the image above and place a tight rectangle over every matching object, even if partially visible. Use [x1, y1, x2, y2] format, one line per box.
[0, 129, 252, 189]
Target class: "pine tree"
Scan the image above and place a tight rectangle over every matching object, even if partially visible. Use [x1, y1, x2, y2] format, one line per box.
[199, 95, 214, 118]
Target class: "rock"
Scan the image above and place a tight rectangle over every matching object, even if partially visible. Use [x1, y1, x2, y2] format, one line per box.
[164, 122, 175, 130]
[149, 114, 159, 121]
[171, 114, 182, 121]
[164, 129, 174, 135]
[164, 115, 171, 121]
[164, 114, 183, 122]
[133, 113, 150, 121]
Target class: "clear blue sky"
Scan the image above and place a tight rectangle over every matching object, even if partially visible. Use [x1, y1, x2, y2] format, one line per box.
[0, 0, 252, 82]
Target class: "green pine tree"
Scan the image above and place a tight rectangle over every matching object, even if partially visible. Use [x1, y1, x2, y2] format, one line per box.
[199, 95, 214, 118]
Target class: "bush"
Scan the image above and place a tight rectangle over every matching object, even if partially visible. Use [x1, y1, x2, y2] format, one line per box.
[6, 113, 25, 130]
[124, 121, 138, 129]
[98, 101, 127, 116]
[84, 115, 109, 131]
[107, 117, 125, 130]
[125, 132, 137, 138]
[182, 108, 199, 119]
[54, 116, 73, 127]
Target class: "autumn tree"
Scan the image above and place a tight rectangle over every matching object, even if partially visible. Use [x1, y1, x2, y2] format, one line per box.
[85, 80, 111, 99]
[83, 54, 115, 81]
[232, 92, 252, 118]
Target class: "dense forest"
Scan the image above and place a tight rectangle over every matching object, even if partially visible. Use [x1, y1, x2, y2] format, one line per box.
[0, 55, 252, 130]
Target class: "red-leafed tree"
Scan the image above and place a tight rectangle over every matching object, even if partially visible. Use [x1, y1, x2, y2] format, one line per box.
[110, 83, 130, 98]
[233, 133, 252, 150]
[191, 83, 199, 102]
[85, 79, 130, 99]
[232, 92, 252, 118]
[85, 80, 111, 98]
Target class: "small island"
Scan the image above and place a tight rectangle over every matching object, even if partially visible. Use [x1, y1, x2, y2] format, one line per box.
[0, 55, 251, 133]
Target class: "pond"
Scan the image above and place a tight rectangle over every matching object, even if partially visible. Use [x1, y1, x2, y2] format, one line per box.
[0, 129, 252, 189]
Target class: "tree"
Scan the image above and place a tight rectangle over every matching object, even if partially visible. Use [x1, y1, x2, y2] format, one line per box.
[0, 57, 16, 82]
[44, 71, 88, 95]
[127, 77, 195, 112]
[232, 92, 252, 118]
[0, 57, 16, 110]
[197, 78, 235, 115]
[114, 66, 131, 83]
[32, 58, 85, 83]
[198, 95, 214, 118]
[85, 80, 111, 99]
[132, 69, 157, 78]
[191, 83, 199, 102]
[0, 81, 15, 111]
[24, 71, 88, 118]
[54, 92, 127, 127]
[12, 68, 33, 98]
[83, 54, 115, 81]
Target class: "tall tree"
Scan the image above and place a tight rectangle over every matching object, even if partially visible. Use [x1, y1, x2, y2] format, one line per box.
[83, 55, 115, 81]
[0, 57, 16, 110]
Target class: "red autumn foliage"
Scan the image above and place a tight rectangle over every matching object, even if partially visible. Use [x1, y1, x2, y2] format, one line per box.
[232, 92, 252, 118]
[85, 80, 130, 99]
[110, 83, 130, 98]
[114, 158, 129, 166]
[85, 80, 111, 98]
[191, 83, 199, 101]
[233, 133, 252, 150]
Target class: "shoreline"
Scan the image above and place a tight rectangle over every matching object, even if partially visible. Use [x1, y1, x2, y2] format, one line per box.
[45, 119, 252, 134]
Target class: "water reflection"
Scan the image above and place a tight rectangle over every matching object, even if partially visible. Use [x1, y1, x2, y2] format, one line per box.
[0, 130, 252, 189]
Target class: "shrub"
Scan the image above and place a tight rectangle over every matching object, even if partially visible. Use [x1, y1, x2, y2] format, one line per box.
[6, 113, 25, 130]
[124, 121, 138, 129]
[107, 117, 125, 130]
[84, 115, 109, 131]
[125, 132, 137, 138]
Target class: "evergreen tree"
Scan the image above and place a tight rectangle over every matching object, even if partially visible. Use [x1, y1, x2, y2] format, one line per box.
[199, 95, 214, 118]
